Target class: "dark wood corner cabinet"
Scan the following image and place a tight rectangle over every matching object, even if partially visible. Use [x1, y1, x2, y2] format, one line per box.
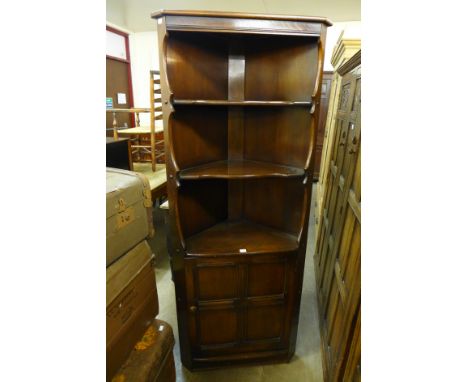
[153, 10, 331, 370]
[314, 50, 361, 381]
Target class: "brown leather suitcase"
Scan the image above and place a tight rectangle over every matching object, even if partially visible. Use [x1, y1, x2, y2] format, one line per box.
[112, 319, 176, 382]
[107, 240, 158, 380]
[106, 167, 154, 266]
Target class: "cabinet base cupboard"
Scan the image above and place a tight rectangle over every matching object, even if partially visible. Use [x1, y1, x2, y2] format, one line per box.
[152, 10, 331, 370]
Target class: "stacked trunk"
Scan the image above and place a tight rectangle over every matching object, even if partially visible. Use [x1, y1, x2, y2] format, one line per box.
[106, 168, 175, 381]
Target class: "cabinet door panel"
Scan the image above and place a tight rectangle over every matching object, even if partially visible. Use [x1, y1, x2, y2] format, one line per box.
[197, 264, 240, 300]
[185, 252, 295, 357]
[247, 260, 286, 297]
[185, 259, 242, 354]
[198, 307, 240, 347]
[246, 303, 284, 341]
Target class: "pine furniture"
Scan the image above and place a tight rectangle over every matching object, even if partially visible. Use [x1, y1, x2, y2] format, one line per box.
[153, 10, 331, 370]
[314, 50, 361, 382]
[314, 31, 360, 242]
[313, 71, 333, 180]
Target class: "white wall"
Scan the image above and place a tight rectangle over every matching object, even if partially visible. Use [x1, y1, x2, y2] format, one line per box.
[125, 22, 361, 123]
[106, 0, 128, 30]
[110, 0, 360, 32]
[128, 32, 159, 126]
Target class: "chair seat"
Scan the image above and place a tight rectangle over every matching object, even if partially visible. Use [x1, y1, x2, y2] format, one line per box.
[118, 123, 164, 135]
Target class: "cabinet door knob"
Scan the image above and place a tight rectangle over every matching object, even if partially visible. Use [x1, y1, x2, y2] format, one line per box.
[189, 306, 197, 313]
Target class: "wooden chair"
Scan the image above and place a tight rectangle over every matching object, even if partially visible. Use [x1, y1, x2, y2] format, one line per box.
[107, 71, 165, 172]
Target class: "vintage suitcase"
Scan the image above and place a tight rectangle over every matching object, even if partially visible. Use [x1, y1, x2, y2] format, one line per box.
[112, 319, 176, 382]
[106, 167, 154, 266]
[107, 240, 159, 380]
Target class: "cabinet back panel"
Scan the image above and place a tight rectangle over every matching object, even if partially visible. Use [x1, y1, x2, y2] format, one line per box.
[243, 178, 304, 236]
[178, 180, 228, 237]
[244, 35, 317, 101]
[244, 107, 312, 168]
[167, 32, 229, 100]
[171, 106, 228, 169]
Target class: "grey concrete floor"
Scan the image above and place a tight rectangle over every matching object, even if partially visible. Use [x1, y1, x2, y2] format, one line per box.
[148, 185, 323, 382]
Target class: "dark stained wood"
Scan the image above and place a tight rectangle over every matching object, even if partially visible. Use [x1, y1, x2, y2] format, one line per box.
[227, 40, 245, 221]
[313, 71, 333, 180]
[183, 251, 296, 368]
[178, 179, 228, 239]
[152, 9, 332, 25]
[244, 35, 318, 102]
[163, 15, 322, 37]
[167, 32, 228, 101]
[244, 106, 312, 168]
[171, 106, 227, 170]
[186, 220, 298, 256]
[106, 137, 133, 171]
[243, 177, 306, 237]
[314, 51, 360, 382]
[151, 182, 167, 202]
[173, 100, 311, 106]
[179, 160, 304, 179]
[112, 319, 176, 382]
[156, 11, 329, 370]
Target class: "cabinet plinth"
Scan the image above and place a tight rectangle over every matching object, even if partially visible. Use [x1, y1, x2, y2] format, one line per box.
[154, 9, 330, 370]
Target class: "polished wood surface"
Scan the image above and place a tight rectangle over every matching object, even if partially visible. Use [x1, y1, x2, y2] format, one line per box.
[179, 159, 304, 179]
[156, 11, 329, 370]
[152, 9, 332, 25]
[186, 219, 298, 256]
[314, 50, 361, 382]
[313, 71, 333, 180]
[183, 251, 296, 368]
[173, 100, 311, 106]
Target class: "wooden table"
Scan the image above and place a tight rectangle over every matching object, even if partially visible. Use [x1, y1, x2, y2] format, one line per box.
[106, 137, 133, 171]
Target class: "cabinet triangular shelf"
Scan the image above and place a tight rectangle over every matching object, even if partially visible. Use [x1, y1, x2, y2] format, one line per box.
[179, 159, 305, 179]
[185, 219, 299, 256]
[173, 99, 312, 106]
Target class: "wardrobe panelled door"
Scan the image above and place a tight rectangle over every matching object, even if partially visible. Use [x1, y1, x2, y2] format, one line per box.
[314, 50, 361, 382]
[313, 71, 333, 180]
[153, 10, 331, 370]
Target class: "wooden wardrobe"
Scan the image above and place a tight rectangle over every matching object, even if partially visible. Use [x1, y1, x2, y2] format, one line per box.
[314, 50, 361, 381]
[153, 10, 331, 370]
[314, 33, 360, 241]
[313, 71, 333, 180]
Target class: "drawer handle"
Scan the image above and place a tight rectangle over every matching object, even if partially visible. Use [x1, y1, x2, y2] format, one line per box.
[189, 306, 197, 313]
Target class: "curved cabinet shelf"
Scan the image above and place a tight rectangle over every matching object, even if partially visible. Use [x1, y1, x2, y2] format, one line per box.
[179, 160, 305, 180]
[186, 219, 298, 256]
[173, 99, 311, 106]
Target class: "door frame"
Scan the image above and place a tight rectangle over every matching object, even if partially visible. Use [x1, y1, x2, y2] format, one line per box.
[106, 25, 135, 127]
